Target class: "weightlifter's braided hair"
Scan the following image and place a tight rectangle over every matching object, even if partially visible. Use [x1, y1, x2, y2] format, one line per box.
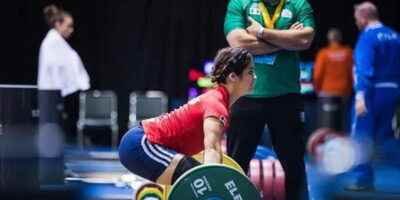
[211, 47, 252, 84]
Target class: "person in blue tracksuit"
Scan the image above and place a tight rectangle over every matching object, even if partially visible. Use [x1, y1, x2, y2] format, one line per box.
[348, 1, 400, 191]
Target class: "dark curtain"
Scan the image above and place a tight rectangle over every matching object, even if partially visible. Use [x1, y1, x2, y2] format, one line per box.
[39, 0, 227, 97]
[3, 0, 400, 133]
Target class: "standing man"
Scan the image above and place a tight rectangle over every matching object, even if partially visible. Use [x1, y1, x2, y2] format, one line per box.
[349, 1, 400, 191]
[313, 28, 353, 98]
[313, 28, 353, 131]
[224, 0, 315, 199]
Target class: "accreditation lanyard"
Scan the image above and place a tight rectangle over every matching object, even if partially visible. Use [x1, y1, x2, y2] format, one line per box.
[258, 0, 285, 29]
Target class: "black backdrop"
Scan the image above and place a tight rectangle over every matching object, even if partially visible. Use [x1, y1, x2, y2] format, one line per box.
[3, 0, 400, 133]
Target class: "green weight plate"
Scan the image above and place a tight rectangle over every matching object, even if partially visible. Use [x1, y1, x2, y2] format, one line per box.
[169, 164, 261, 200]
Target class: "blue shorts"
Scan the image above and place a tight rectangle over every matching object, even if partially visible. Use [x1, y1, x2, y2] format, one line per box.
[118, 126, 178, 181]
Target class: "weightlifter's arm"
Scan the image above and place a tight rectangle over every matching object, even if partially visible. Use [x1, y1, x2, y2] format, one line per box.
[203, 117, 224, 164]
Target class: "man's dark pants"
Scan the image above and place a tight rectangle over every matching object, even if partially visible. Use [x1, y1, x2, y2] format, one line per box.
[227, 93, 309, 200]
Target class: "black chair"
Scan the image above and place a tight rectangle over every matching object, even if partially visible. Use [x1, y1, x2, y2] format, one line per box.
[128, 90, 168, 128]
[77, 90, 118, 148]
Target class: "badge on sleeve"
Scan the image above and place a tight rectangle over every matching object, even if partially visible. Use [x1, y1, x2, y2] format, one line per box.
[219, 116, 227, 126]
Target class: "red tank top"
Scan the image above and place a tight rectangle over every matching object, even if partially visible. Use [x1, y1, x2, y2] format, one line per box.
[142, 86, 229, 155]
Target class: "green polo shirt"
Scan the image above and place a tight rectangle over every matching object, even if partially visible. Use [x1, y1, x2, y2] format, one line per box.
[224, 0, 315, 97]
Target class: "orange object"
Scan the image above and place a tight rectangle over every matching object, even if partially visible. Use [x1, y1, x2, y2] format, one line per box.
[313, 43, 353, 97]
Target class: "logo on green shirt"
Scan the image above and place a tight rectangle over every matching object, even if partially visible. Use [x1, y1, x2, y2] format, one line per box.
[249, 3, 261, 15]
[281, 9, 293, 19]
